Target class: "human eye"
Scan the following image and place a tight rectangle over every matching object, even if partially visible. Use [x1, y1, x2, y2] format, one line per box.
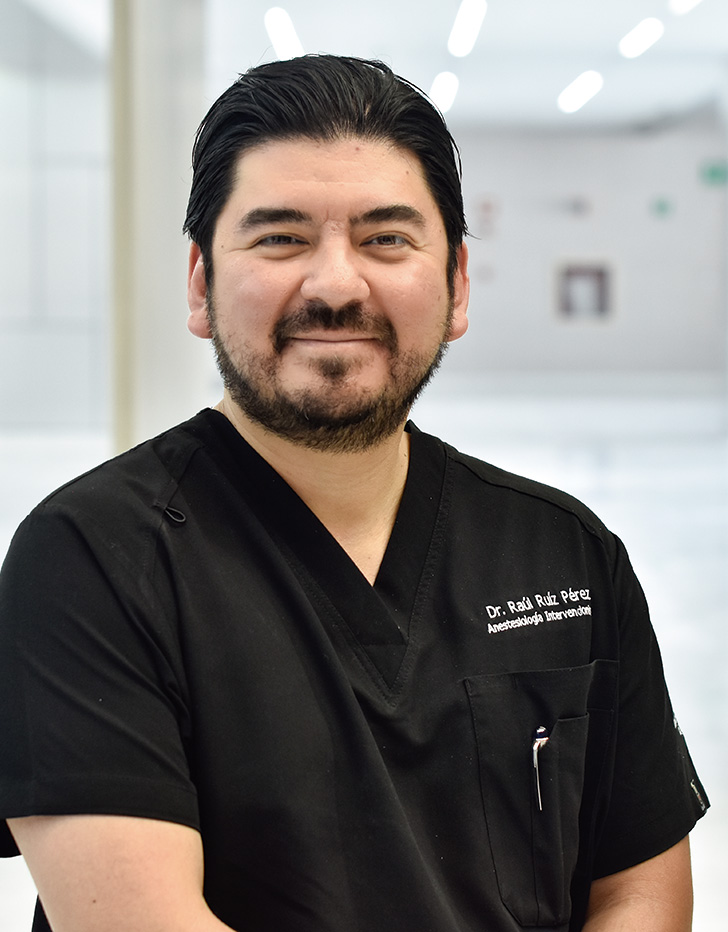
[363, 233, 409, 247]
[255, 233, 306, 247]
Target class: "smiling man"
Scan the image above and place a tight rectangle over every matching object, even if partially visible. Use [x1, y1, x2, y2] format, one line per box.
[191, 136, 467, 460]
[0, 56, 708, 932]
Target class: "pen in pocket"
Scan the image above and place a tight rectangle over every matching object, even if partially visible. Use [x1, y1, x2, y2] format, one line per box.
[532, 726, 550, 811]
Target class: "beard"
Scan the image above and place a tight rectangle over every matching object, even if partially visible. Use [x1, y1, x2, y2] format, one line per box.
[207, 292, 452, 453]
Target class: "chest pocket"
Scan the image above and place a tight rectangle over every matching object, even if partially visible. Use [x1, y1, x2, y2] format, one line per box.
[465, 661, 616, 928]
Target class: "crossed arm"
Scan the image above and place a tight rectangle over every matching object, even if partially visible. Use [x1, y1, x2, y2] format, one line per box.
[9, 814, 693, 932]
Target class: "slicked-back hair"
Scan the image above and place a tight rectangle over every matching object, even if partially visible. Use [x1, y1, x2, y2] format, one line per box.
[183, 55, 467, 287]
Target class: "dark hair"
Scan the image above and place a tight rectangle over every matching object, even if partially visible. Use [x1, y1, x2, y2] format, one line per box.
[183, 54, 467, 285]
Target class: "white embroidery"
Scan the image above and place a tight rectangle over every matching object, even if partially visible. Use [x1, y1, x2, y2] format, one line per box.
[486, 586, 592, 634]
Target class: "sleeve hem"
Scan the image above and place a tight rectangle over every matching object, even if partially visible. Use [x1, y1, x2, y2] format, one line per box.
[1, 776, 200, 853]
[593, 807, 707, 879]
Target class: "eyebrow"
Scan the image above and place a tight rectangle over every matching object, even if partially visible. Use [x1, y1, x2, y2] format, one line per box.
[236, 208, 312, 232]
[351, 205, 427, 229]
[236, 204, 427, 233]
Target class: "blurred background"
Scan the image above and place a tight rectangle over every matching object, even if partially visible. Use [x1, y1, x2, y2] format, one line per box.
[1, 0, 726, 928]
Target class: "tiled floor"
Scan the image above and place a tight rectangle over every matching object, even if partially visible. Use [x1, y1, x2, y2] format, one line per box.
[1, 388, 725, 930]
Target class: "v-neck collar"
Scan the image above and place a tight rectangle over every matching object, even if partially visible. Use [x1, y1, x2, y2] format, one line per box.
[192, 411, 449, 693]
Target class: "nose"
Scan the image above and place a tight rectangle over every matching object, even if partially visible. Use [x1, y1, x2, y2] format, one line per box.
[299, 239, 370, 307]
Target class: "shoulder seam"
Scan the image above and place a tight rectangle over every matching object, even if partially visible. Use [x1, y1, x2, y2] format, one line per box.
[443, 442, 609, 542]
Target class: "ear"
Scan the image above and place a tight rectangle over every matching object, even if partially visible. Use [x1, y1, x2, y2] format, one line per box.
[446, 242, 470, 342]
[187, 242, 212, 339]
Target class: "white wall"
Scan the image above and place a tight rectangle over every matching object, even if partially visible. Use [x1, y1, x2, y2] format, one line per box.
[0, 5, 110, 429]
[444, 115, 727, 387]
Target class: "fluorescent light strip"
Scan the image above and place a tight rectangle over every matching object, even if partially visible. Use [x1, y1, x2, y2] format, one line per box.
[669, 0, 704, 14]
[429, 72, 459, 113]
[264, 7, 304, 60]
[448, 0, 488, 58]
[557, 71, 604, 114]
[618, 18, 665, 58]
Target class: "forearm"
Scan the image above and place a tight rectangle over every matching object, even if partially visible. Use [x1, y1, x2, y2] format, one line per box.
[35, 897, 235, 932]
[9, 815, 236, 932]
[584, 838, 693, 932]
[583, 895, 692, 932]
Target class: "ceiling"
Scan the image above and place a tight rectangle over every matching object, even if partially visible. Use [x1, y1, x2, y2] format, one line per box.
[207, 0, 728, 131]
[8, 0, 728, 131]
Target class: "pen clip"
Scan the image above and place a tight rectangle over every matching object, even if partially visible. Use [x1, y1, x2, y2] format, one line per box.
[532, 726, 550, 811]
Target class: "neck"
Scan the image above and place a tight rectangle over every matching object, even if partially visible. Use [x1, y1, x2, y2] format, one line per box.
[216, 394, 411, 584]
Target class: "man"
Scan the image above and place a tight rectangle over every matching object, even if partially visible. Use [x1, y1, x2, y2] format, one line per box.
[0, 55, 708, 932]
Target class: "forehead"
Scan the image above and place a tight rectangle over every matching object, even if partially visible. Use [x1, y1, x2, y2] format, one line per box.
[224, 136, 440, 218]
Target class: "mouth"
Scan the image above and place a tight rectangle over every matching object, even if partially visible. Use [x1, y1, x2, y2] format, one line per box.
[284, 335, 384, 359]
[290, 332, 379, 344]
[273, 303, 398, 355]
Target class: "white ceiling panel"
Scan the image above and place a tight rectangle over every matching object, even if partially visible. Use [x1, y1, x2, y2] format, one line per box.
[206, 0, 728, 129]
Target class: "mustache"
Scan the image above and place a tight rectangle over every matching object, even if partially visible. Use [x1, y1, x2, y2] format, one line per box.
[273, 301, 398, 354]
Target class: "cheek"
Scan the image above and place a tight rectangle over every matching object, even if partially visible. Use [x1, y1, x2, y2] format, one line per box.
[213, 265, 295, 333]
[380, 272, 450, 336]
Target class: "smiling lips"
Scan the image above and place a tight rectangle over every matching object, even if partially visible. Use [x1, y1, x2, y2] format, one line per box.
[273, 300, 398, 355]
[292, 333, 378, 344]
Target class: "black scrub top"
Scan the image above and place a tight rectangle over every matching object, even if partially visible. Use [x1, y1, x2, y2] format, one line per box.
[0, 409, 708, 931]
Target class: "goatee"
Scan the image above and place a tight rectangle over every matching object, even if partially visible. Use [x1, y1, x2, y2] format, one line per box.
[207, 295, 451, 453]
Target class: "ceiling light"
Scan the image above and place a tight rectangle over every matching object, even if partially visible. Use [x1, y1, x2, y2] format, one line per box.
[618, 18, 665, 58]
[448, 0, 488, 58]
[669, 0, 704, 14]
[557, 71, 604, 114]
[429, 72, 459, 113]
[264, 7, 304, 60]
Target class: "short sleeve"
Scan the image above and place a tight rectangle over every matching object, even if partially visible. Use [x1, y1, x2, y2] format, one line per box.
[593, 536, 708, 877]
[0, 505, 200, 857]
